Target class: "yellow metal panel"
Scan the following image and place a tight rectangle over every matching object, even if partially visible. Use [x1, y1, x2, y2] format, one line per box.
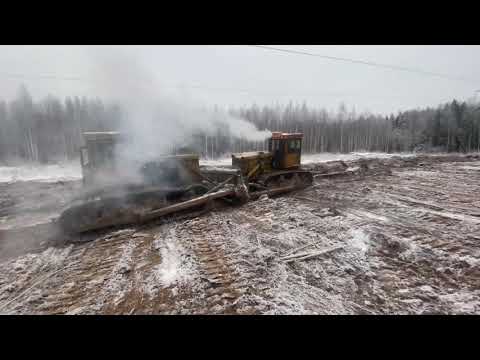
[284, 153, 301, 168]
[232, 152, 273, 177]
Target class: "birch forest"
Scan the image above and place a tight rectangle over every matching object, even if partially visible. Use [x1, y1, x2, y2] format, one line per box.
[1, 85, 480, 164]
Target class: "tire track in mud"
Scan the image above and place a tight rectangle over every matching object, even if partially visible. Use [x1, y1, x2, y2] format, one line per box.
[0, 246, 75, 314]
[2, 156, 479, 315]
[0, 229, 139, 314]
[304, 162, 480, 314]
[100, 231, 162, 315]
[335, 188, 475, 255]
[36, 231, 135, 314]
[0, 217, 257, 314]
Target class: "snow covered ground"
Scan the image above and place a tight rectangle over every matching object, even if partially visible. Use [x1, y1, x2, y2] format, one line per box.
[200, 152, 417, 167]
[0, 152, 416, 183]
[0, 162, 82, 183]
[3, 151, 477, 184]
[1, 154, 479, 314]
[301, 152, 416, 164]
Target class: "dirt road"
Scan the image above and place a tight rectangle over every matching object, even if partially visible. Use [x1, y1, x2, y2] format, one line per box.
[0, 154, 479, 314]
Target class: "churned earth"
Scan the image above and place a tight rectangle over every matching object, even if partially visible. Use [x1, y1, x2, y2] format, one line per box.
[0, 153, 479, 314]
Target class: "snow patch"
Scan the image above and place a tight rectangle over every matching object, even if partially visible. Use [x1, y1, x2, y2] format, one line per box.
[350, 209, 390, 223]
[200, 158, 232, 167]
[396, 170, 438, 178]
[151, 229, 197, 288]
[458, 165, 480, 171]
[102, 240, 136, 304]
[9, 245, 72, 273]
[198, 152, 416, 168]
[348, 229, 370, 254]
[438, 290, 480, 314]
[0, 162, 81, 183]
[302, 152, 415, 165]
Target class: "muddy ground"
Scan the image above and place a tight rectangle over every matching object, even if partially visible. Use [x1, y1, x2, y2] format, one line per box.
[0, 154, 479, 314]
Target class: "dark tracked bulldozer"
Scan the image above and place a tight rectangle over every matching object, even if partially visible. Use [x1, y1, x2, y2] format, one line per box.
[59, 131, 314, 234]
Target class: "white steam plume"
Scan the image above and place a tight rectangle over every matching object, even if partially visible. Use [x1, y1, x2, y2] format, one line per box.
[86, 47, 271, 163]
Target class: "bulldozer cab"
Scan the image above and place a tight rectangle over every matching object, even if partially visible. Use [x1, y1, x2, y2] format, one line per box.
[268, 132, 303, 169]
[79, 131, 203, 188]
[80, 132, 123, 186]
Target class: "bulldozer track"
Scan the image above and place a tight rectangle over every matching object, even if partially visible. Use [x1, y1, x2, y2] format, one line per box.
[40, 240, 128, 314]
[184, 219, 254, 314]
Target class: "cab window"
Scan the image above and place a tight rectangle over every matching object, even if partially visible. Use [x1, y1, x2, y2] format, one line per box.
[92, 142, 115, 166]
[288, 140, 297, 153]
[272, 139, 280, 151]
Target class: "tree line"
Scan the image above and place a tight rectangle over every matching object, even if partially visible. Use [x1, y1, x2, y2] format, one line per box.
[0, 85, 123, 163]
[1, 85, 479, 163]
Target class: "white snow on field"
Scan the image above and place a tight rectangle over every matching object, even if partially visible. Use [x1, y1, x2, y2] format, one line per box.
[151, 229, 197, 288]
[396, 170, 438, 178]
[200, 158, 232, 167]
[200, 152, 416, 167]
[0, 162, 81, 183]
[3, 152, 477, 184]
[301, 152, 416, 164]
[103, 239, 136, 304]
[0, 152, 421, 183]
[347, 228, 370, 254]
[459, 165, 480, 171]
[438, 290, 480, 314]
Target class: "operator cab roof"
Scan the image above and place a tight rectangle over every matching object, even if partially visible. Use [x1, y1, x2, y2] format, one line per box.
[271, 132, 303, 140]
[231, 151, 272, 159]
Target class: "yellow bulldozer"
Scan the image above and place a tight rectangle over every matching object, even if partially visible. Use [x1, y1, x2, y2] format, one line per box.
[59, 131, 313, 234]
[232, 132, 312, 188]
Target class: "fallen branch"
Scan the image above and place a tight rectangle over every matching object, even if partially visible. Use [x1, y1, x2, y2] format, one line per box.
[249, 184, 299, 200]
[191, 167, 218, 186]
[350, 302, 376, 315]
[205, 176, 235, 195]
[280, 246, 344, 263]
[280, 240, 324, 258]
[0, 266, 64, 313]
[139, 189, 235, 223]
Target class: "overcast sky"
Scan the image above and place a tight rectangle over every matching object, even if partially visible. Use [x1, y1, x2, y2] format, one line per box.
[1, 45, 479, 115]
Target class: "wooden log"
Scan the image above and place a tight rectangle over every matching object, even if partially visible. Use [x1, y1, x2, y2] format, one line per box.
[77, 184, 298, 233]
[138, 189, 236, 223]
[62, 176, 306, 234]
[280, 246, 344, 263]
[205, 176, 235, 195]
[249, 184, 299, 200]
[61, 188, 236, 234]
[281, 240, 323, 258]
[350, 302, 376, 315]
[190, 167, 218, 186]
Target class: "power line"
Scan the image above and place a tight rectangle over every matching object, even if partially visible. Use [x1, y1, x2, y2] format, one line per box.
[0, 47, 475, 101]
[0, 71, 466, 102]
[0, 72, 88, 82]
[249, 45, 476, 84]
[0, 72, 362, 99]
